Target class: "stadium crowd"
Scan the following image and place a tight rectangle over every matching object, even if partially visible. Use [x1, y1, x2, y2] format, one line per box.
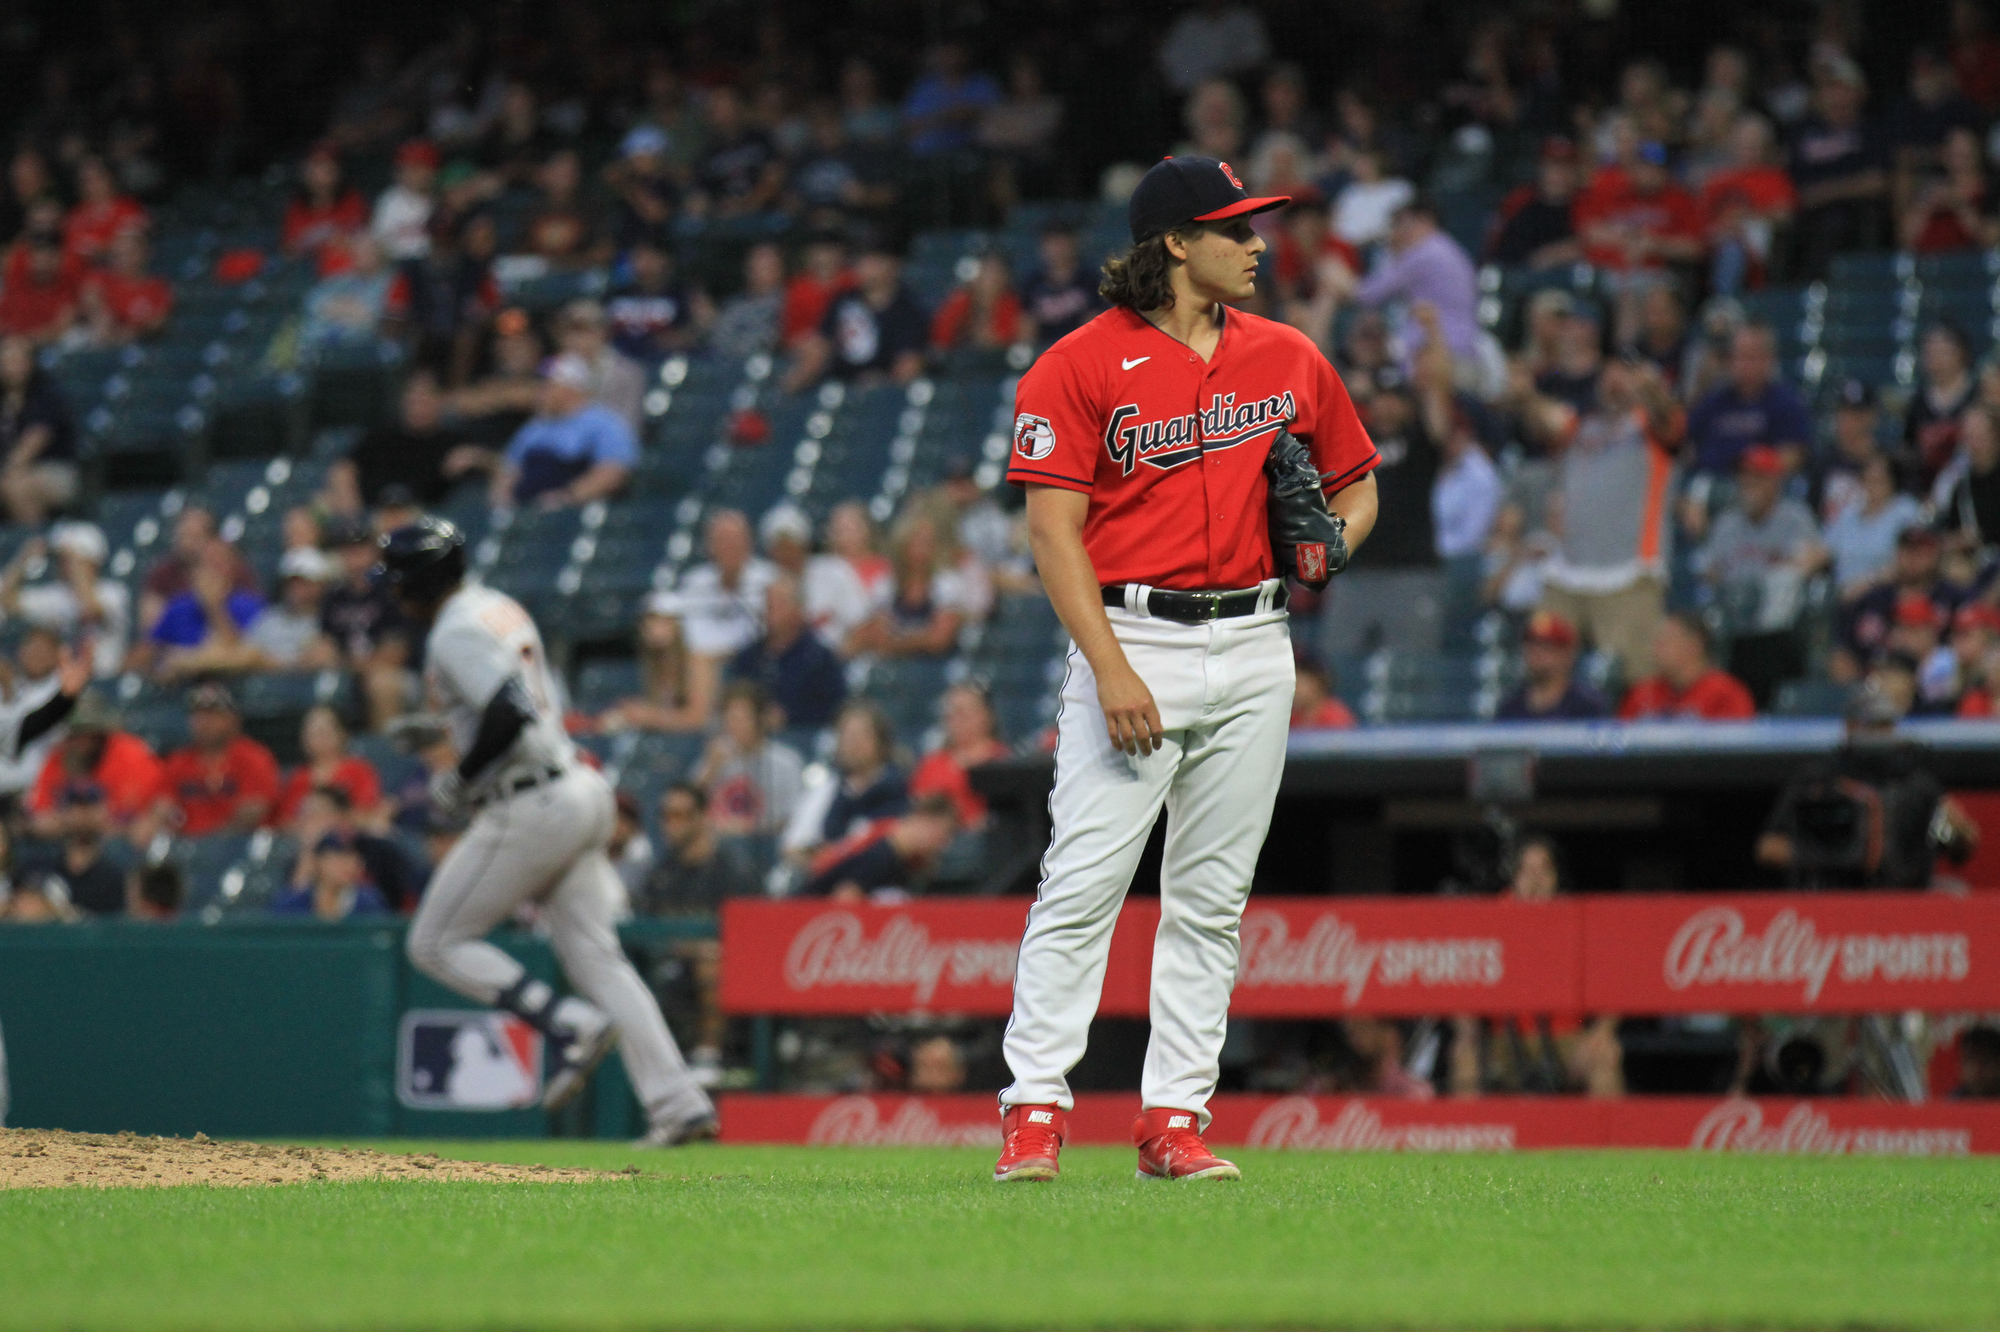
[0, 0, 1998, 1100]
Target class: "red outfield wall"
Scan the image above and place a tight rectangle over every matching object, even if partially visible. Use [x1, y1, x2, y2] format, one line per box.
[721, 894, 2000, 1017]
[719, 1093, 2000, 1154]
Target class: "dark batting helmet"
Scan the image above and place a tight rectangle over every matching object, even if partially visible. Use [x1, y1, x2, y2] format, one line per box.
[378, 517, 466, 604]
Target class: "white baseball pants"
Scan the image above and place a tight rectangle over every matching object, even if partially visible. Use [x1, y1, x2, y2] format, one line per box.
[1001, 597, 1293, 1127]
[406, 766, 713, 1128]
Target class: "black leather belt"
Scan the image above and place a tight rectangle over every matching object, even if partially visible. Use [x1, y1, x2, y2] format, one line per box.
[1101, 584, 1286, 623]
[475, 765, 566, 808]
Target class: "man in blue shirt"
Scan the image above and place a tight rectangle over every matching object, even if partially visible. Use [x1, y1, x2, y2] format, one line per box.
[1495, 610, 1611, 721]
[729, 576, 847, 730]
[781, 243, 927, 391]
[149, 538, 264, 674]
[901, 43, 1000, 157]
[269, 830, 392, 921]
[1685, 323, 1813, 476]
[497, 353, 638, 509]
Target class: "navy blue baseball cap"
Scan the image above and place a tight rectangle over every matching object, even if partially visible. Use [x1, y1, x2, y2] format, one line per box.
[1128, 155, 1290, 243]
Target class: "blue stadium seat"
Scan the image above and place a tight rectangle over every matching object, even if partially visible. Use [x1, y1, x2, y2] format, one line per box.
[1827, 252, 1910, 288]
[225, 833, 300, 913]
[1915, 251, 1999, 288]
[1772, 678, 1855, 717]
[348, 732, 425, 797]
[175, 834, 255, 913]
[236, 670, 351, 720]
[858, 656, 953, 747]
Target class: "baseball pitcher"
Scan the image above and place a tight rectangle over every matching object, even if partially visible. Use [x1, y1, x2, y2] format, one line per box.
[996, 155, 1379, 1182]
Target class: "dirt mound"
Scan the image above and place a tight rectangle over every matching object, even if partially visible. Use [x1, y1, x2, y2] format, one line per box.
[0, 1128, 626, 1189]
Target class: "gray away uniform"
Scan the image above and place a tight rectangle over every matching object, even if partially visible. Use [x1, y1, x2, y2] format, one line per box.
[403, 583, 711, 1128]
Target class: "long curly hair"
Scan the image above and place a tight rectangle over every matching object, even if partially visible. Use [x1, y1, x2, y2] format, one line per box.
[1098, 221, 1215, 313]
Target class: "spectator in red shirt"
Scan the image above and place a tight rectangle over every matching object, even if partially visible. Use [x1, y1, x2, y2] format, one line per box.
[282, 144, 368, 273]
[1270, 191, 1361, 355]
[79, 227, 172, 345]
[275, 704, 382, 830]
[1290, 655, 1358, 729]
[27, 692, 164, 840]
[929, 252, 1022, 353]
[153, 683, 280, 837]
[1619, 613, 1757, 721]
[779, 232, 853, 349]
[61, 157, 146, 265]
[910, 684, 1010, 827]
[1900, 126, 2000, 254]
[0, 232, 80, 342]
[1575, 140, 1703, 344]
[1954, 0, 2000, 114]
[1701, 114, 1797, 294]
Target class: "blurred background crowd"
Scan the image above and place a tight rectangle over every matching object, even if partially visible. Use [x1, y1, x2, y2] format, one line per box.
[0, 0, 1996, 1102]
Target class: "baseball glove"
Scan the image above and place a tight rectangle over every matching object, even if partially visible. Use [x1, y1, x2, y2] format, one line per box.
[1264, 427, 1349, 591]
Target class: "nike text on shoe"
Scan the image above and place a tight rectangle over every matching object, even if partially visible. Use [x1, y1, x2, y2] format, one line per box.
[633, 1114, 719, 1148]
[1133, 1107, 1241, 1182]
[542, 999, 619, 1112]
[994, 1104, 1065, 1182]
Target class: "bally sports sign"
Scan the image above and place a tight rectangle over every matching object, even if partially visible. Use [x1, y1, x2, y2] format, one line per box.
[1580, 894, 1999, 1013]
[723, 899, 1577, 1016]
[721, 894, 2000, 1017]
[718, 1093, 2000, 1154]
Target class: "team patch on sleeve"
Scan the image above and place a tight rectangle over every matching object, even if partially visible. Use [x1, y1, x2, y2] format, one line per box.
[1014, 413, 1056, 460]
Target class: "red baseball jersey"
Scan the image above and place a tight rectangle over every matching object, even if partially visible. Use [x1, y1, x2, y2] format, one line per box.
[1006, 305, 1377, 590]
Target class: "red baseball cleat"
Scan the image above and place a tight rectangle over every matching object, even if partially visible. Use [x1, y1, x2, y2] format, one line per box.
[993, 1104, 1065, 1182]
[1133, 1108, 1242, 1181]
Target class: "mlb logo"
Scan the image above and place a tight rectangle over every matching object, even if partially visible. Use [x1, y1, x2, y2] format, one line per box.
[397, 1010, 544, 1110]
[1297, 543, 1328, 584]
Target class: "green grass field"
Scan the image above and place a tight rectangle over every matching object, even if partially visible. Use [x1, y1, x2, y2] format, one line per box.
[3, 1142, 1998, 1331]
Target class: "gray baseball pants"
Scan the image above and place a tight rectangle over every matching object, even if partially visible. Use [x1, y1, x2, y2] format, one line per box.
[406, 766, 712, 1128]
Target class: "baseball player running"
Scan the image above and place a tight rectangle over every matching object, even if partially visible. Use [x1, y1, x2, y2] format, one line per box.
[995, 156, 1380, 1182]
[382, 518, 715, 1145]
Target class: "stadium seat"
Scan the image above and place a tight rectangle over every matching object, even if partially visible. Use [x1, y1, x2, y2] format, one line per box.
[225, 833, 300, 913]
[1915, 251, 1999, 288]
[235, 670, 351, 720]
[1771, 678, 1855, 717]
[857, 656, 953, 746]
[176, 834, 254, 913]
[348, 732, 424, 797]
[1827, 251, 1912, 288]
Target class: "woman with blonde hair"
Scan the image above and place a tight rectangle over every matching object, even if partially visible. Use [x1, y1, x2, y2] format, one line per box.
[599, 591, 714, 732]
[861, 499, 989, 658]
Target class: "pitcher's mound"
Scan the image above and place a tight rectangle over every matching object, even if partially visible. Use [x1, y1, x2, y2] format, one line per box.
[1, 1127, 624, 1189]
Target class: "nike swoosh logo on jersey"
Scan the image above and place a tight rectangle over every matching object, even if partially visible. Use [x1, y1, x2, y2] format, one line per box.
[1121, 356, 1150, 370]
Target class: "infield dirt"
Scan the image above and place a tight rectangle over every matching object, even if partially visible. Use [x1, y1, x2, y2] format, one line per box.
[0, 1127, 621, 1189]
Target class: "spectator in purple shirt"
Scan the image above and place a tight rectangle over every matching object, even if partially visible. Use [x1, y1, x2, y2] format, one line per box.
[1495, 610, 1611, 720]
[1353, 198, 1481, 381]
